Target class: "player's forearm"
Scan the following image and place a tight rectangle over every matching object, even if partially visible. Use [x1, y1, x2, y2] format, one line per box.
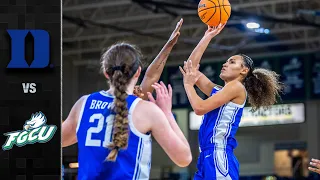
[146, 42, 173, 76]
[184, 84, 206, 115]
[140, 43, 174, 98]
[188, 35, 213, 67]
[142, 42, 173, 84]
[163, 110, 189, 147]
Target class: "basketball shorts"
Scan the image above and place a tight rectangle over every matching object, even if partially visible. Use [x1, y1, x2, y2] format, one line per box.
[194, 145, 239, 180]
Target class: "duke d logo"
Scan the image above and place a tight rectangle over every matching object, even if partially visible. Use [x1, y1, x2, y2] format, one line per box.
[7, 29, 50, 68]
[2, 112, 57, 150]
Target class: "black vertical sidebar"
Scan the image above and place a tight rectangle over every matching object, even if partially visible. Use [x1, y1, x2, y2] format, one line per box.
[0, 1, 61, 180]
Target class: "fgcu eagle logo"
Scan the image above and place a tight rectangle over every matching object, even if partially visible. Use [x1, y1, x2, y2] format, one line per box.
[2, 112, 57, 150]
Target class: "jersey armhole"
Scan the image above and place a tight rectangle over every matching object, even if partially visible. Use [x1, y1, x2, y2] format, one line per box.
[210, 85, 222, 95]
[128, 98, 151, 140]
[76, 96, 88, 133]
[214, 85, 223, 90]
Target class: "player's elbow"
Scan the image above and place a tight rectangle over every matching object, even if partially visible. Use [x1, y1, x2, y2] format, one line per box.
[175, 148, 192, 167]
[194, 107, 206, 116]
[177, 153, 192, 167]
[194, 102, 220, 115]
[193, 102, 209, 115]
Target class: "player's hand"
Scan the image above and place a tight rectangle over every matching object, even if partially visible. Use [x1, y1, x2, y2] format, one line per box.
[204, 23, 226, 38]
[179, 60, 201, 86]
[167, 18, 183, 46]
[133, 86, 144, 98]
[309, 158, 320, 174]
[147, 82, 172, 113]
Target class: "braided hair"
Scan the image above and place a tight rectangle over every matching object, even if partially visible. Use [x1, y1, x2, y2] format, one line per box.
[100, 42, 142, 161]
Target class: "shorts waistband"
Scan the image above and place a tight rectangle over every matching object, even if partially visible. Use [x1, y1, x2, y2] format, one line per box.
[199, 144, 233, 153]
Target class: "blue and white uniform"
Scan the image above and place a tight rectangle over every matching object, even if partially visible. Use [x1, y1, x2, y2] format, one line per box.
[76, 91, 152, 180]
[194, 86, 246, 180]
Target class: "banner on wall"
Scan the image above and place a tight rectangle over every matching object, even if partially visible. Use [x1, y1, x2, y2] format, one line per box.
[311, 54, 320, 98]
[240, 103, 305, 127]
[189, 103, 305, 130]
[279, 56, 306, 100]
[255, 58, 277, 71]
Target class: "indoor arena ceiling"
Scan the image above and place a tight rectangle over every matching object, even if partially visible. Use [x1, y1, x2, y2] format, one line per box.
[63, 0, 320, 67]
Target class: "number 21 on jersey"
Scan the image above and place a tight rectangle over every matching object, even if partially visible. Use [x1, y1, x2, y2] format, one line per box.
[85, 113, 114, 147]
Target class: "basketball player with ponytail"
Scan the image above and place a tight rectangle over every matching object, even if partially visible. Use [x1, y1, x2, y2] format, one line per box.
[179, 24, 284, 179]
[61, 20, 192, 179]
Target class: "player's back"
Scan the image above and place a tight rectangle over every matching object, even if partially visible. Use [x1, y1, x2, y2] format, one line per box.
[76, 90, 152, 180]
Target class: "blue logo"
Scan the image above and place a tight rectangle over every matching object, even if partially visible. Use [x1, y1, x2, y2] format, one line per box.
[7, 29, 50, 68]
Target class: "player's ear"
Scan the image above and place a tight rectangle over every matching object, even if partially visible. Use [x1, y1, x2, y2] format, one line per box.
[104, 71, 110, 79]
[133, 66, 141, 78]
[240, 66, 249, 76]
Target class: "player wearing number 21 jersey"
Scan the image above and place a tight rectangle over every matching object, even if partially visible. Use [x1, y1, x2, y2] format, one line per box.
[62, 42, 192, 180]
[76, 92, 152, 179]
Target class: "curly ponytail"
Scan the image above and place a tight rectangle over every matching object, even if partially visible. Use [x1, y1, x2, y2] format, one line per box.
[100, 42, 142, 161]
[240, 54, 284, 112]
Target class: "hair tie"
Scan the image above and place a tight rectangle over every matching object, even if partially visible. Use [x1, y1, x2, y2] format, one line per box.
[112, 66, 122, 71]
[127, 60, 140, 78]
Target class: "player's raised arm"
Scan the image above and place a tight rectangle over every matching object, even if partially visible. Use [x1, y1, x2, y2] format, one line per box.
[188, 24, 225, 67]
[188, 24, 225, 96]
[137, 101, 192, 167]
[136, 83, 192, 167]
[139, 18, 183, 100]
[62, 95, 87, 147]
[180, 60, 243, 115]
[147, 82, 189, 147]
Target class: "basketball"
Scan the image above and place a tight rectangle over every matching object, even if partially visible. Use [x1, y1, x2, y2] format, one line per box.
[198, 0, 231, 27]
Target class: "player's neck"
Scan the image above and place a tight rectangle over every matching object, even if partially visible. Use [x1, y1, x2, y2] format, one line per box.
[224, 76, 244, 85]
[107, 83, 135, 96]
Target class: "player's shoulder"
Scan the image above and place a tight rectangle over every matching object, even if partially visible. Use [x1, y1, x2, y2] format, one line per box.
[134, 99, 159, 112]
[133, 99, 164, 118]
[131, 99, 165, 130]
[74, 94, 89, 107]
[80, 94, 90, 100]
